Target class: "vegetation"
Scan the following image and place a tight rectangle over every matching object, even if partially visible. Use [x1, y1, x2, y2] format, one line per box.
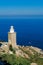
[18, 46, 43, 65]
[9, 45, 15, 53]
[0, 46, 43, 65]
[0, 53, 43, 65]
[0, 54, 30, 65]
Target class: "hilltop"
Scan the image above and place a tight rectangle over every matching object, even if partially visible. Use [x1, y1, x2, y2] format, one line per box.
[0, 45, 43, 65]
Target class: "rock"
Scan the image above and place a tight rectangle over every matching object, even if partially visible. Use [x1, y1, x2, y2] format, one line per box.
[31, 63, 37, 65]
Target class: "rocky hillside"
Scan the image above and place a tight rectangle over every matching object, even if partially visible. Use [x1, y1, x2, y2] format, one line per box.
[0, 46, 43, 65]
[15, 46, 43, 59]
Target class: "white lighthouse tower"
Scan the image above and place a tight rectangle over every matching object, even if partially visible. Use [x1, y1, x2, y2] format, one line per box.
[8, 26, 17, 48]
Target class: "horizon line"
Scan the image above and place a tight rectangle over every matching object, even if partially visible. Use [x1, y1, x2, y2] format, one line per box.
[0, 15, 43, 17]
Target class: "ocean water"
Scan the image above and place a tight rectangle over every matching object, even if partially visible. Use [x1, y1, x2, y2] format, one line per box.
[0, 17, 43, 49]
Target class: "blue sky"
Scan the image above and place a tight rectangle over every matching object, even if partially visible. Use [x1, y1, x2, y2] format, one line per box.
[0, 0, 43, 15]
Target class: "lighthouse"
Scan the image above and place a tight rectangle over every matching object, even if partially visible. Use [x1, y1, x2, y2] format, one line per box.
[8, 26, 17, 48]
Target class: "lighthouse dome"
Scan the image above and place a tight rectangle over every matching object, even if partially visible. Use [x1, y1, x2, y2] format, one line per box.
[10, 26, 14, 33]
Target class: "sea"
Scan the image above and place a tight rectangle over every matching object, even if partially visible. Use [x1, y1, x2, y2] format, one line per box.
[0, 15, 43, 50]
